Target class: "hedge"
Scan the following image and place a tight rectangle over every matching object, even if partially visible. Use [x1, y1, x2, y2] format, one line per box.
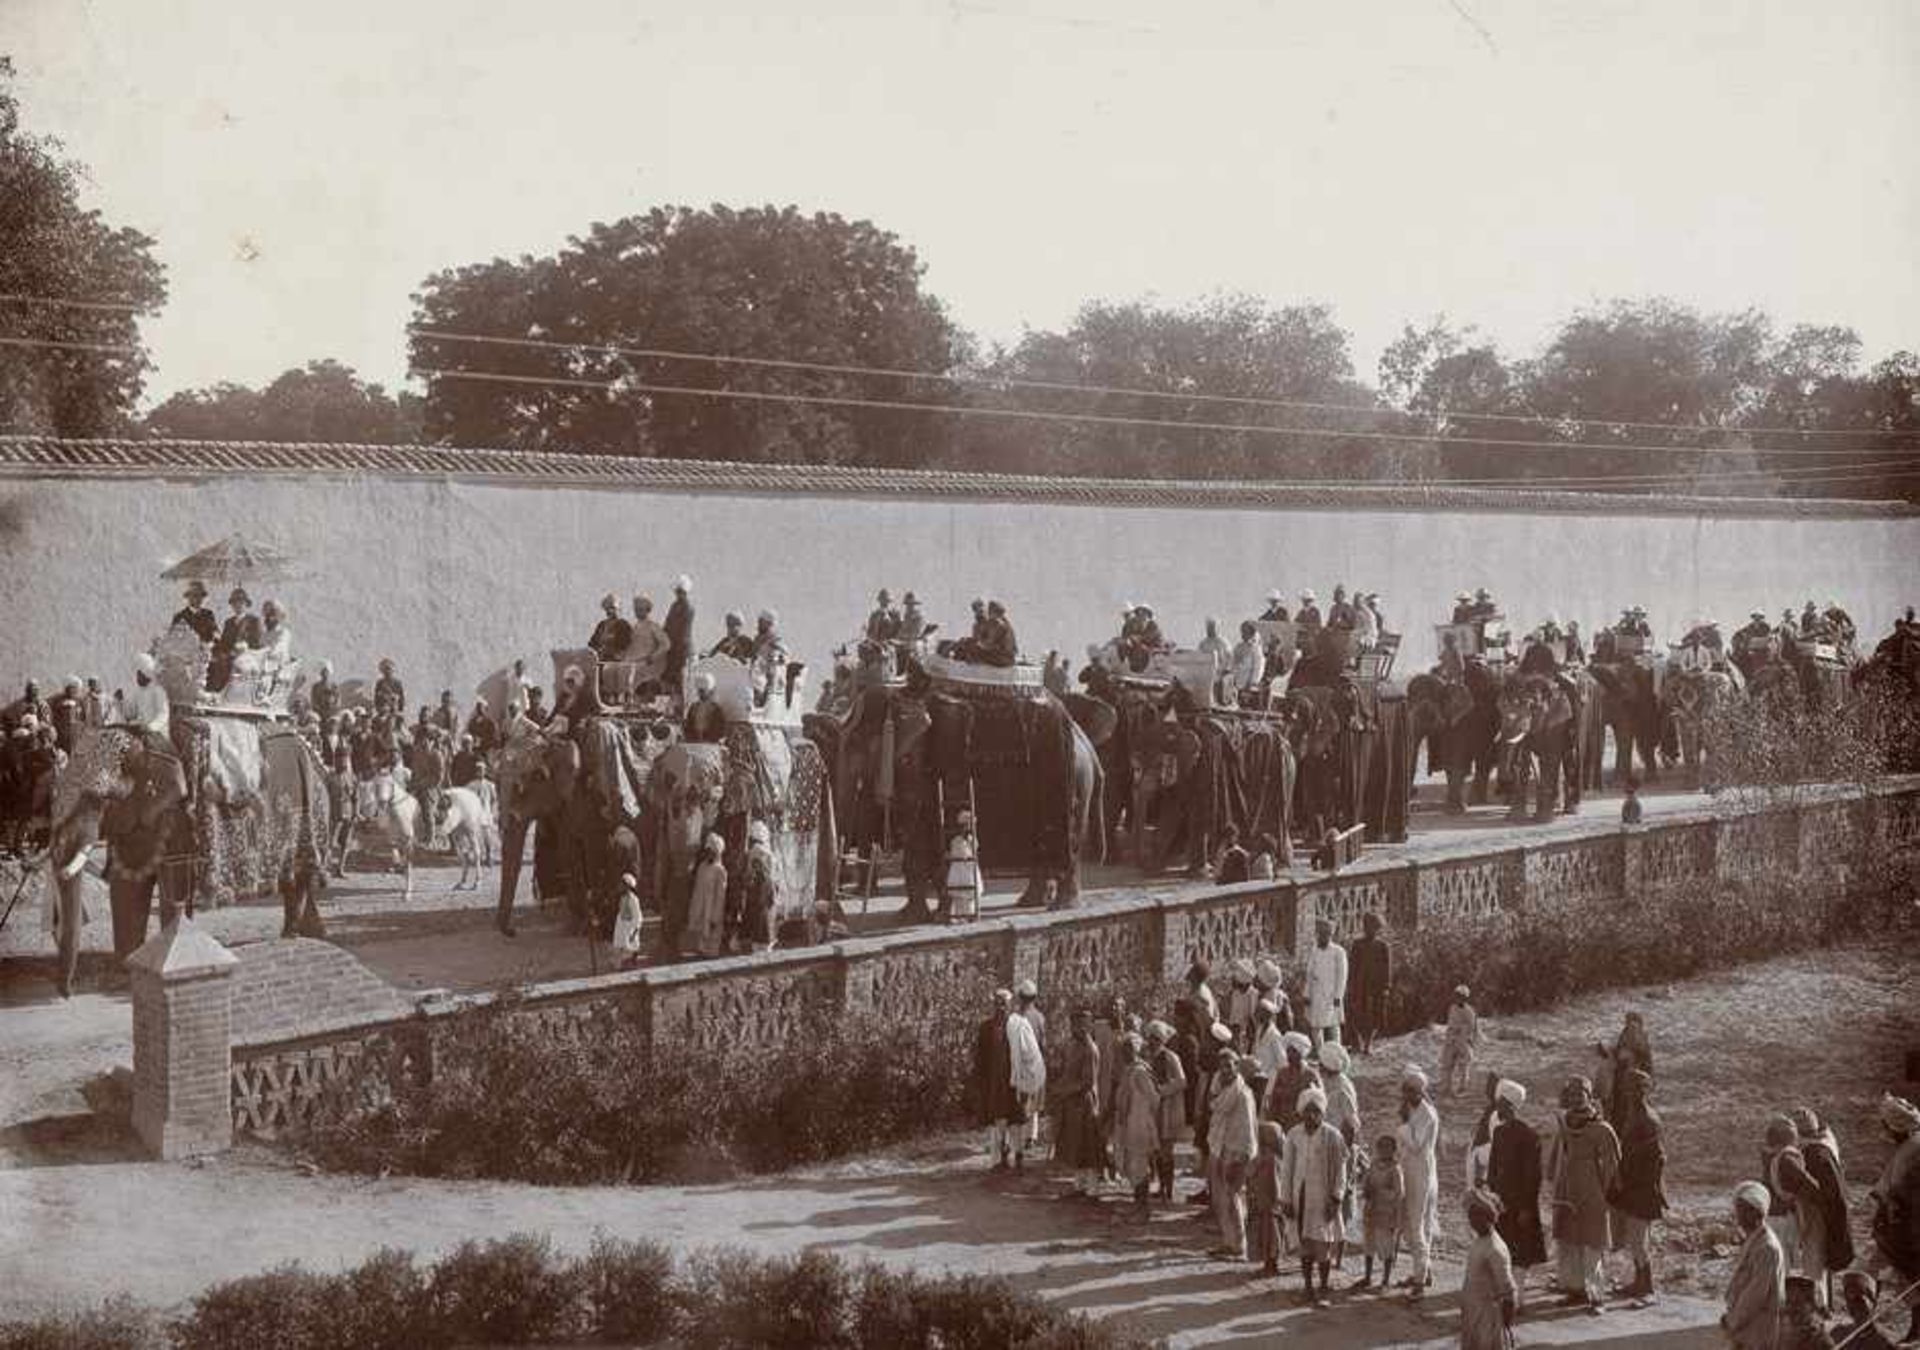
[0, 1236, 1144, 1350]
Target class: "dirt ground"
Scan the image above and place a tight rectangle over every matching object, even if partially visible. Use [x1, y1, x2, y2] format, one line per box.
[6, 940, 1915, 1347]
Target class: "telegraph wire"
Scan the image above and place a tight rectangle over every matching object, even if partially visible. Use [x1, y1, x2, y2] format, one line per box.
[409, 324, 1920, 447]
[416, 366, 1920, 463]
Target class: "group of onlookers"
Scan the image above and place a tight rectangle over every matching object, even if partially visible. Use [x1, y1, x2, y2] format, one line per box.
[971, 916, 1920, 1348]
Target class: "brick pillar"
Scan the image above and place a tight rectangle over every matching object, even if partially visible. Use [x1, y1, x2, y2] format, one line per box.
[128, 917, 239, 1160]
[1621, 828, 1645, 896]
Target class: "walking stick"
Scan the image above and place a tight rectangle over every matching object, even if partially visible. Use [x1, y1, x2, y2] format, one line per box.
[0, 854, 41, 940]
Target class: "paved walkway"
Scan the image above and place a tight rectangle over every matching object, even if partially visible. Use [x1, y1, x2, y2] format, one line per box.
[2, 774, 1739, 999]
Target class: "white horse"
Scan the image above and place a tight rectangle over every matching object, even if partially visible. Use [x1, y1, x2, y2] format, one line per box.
[439, 786, 496, 891]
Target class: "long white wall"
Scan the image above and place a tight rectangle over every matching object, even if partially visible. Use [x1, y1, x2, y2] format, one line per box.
[4, 473, 1916, 703]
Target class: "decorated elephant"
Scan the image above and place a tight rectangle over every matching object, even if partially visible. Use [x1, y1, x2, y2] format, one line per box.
[647, 739, 729, 953]
[1662, 667, 1740, 790]
[1405, 660, 1501, 813]
[47, 723, 328, 995]
[1587, 658, 1662, 787]
[813, 680, 1101, 912]
[1495, 673, 1578, 821]
[924, 692, 1103, 908]
[494, 714, 644, 938]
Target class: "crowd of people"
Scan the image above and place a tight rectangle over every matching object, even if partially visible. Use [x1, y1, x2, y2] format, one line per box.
[972, 913, 1920, 1347]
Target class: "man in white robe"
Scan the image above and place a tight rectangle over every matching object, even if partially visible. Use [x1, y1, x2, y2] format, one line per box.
[1397, 1064, 1441, 1295]
[1303, 919, 1349, 1049]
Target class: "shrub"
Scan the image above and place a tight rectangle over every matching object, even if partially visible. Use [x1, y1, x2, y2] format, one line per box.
[305, 963, 1003, 1185]
[576, 1234, 675, 1346]
[5, 1239, 1146, 1350]
[426, 1235, 586, 1347]
[174, 1266, 333, 1350]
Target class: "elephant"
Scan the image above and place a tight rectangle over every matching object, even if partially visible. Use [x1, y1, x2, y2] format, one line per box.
[926, 692, 1103, 909]
[1662, 667, 1740, 790]
[494, 717, 636, 939]
[47, 723, 328, 995]
[647, 740, 728, 954]
[1587, 659, 1663, 787]
[1405, 660, 1501, 813]
[1495, 673, 1578, 822]
[1570, 665, 1609, 795]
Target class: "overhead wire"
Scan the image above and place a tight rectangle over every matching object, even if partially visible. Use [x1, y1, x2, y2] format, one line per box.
[0, 335, 141, 356]
[408, 324, 1920, 447]
[3, 291, 1911, 449]
[415, 366, 1919, 465]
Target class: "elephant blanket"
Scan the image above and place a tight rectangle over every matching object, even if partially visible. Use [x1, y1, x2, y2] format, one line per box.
[171, 716, 328, 910]
[720, 723, 829, 920]
[1357, 682, 1413, 844]
[942, 695, 1073, 875]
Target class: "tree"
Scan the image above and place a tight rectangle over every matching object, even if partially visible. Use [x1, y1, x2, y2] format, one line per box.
[0, 58, 167, 436]
[960, 294, 1389, 481]
[408, 205, 962, 466]
[144, 360, 422, 443]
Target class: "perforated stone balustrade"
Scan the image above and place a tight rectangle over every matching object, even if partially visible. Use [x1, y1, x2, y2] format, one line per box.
[206, 779, 1920, 1146]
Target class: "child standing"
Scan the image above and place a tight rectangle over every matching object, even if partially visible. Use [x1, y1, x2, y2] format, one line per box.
[1247, 1120, 1286, 1275]
[1355, 1133, 1405, 1291]
[610, 871, 644, 969]
[1215, 825, 1250, 884]
[1440, 985, 1481, 1097]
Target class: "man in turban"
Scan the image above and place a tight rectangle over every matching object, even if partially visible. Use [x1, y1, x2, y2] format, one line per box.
[1486, 1079, 1547, 1273]
[664, 576, 696, 705]
[1303, 917, 1348, 1051]
[682, 671, 726, 743]
[1283, 1084, 1348, 1308]
[708, 611, 755, 663]
[1396, 1064, 1441, 1296]
[1723, 1180, 1785, 1350]
[120, 654, 172, 741]
[1870, 1094, 1920, 1344]
[1457, 1189, 1518, 1350]
[588, 594, 631, 662]
[1547, 1077, 1620, 1311]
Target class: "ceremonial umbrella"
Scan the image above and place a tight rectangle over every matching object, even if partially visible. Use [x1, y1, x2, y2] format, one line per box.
[160, 533, 301, 586]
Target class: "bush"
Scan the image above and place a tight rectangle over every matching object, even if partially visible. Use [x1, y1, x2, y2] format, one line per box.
[427, 1235, 586, 1347]
[577, 1234, 675, 1346]
[1384, 845, 1916, 1033]
[174, 1267, 334, 1350]
[305, 962, 1005, 1185]
[2, 1239, 1145, 1350]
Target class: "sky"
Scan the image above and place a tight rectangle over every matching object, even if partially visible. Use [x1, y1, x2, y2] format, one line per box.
[8, 0, 1918, 405]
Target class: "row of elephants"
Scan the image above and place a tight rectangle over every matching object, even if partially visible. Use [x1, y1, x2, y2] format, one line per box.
[39, 625, 1917, 988]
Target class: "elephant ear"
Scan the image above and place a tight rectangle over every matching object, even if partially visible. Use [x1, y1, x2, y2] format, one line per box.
[1062, 692, 1118, 748]
[49, 727, 135, 835]
[1544, 690, 1574, 730]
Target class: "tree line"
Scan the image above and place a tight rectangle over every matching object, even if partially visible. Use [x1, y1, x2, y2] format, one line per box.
[4, 62, 1914, 499]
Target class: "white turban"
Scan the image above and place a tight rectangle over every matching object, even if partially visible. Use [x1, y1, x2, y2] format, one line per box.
[1733, 1181, 1771, 1213]
[1254, 959, 1281, 988]
[600, 592, 618, 609]
[1256, 998, 1278, 1016]
[1209, 1022, 1234, 1045]
[693, 671, 717, 694]
[759, 609, 778, 625]
[1298, 1085, 1329, 1115]
[1229, 958, 1255, 983]
[702, 833, 725, 857]
[748, 820, 771, 847]
[1318, 1042, 1350, 1074]
[673, 575, 692, 593]
[133, 653, 157, 676]
[1495, 1079, 1527, 1108]
[1282, 1031, 1312, 1059]
[1015, 978, 1038, 999]
[1402, 1064, 1430, 1090]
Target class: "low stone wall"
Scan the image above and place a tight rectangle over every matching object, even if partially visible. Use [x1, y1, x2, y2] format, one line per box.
[192, 779, 1919, 1144]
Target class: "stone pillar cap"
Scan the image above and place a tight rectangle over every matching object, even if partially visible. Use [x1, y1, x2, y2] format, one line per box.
[127, 917, 240, 980]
